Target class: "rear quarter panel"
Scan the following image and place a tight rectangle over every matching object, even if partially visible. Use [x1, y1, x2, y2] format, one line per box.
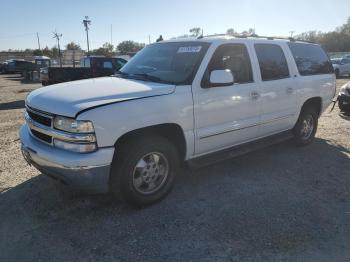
[295, 74, 336, 115]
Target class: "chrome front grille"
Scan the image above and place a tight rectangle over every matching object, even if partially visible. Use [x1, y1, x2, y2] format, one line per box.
[27, 110, 51, 127]
[25, 107, 96, 146]
[26, 107, 54, 144]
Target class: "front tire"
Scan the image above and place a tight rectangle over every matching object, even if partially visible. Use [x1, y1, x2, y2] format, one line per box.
[109, 136, 179, 207]
[293, 107, 318, 146]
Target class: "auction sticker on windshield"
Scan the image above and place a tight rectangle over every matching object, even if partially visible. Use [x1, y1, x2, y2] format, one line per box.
[177, 46, 202, 53]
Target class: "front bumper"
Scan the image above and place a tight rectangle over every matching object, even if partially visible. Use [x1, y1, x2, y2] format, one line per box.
[339, 93, 350, 104]
[20, 124, 114, 193]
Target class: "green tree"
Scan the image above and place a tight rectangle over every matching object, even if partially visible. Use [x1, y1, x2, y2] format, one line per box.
[51, 46, 59, 58]
[91, 42, 115, 57]
[32, 49, 43, 56]
[189, 27, 202, 37]
[226, 28, 236, 36]
[117, 41, 145, 55]
[42, 46, 53, 57]
[65, 42, 81, 50]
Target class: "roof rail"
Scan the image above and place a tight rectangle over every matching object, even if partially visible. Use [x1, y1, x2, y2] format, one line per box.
[198, 33, 315, 44]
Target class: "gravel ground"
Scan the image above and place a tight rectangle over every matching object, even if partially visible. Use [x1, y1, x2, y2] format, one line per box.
[0, 74, 350, 262]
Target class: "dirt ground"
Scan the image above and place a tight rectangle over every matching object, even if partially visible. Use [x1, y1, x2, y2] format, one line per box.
[0, 74, 350, 262]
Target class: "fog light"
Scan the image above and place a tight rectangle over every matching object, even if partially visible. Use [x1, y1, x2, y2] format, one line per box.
[54, 139, 97, 153]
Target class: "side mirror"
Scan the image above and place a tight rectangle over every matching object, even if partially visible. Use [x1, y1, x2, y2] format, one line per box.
[209, 69, 234, 87]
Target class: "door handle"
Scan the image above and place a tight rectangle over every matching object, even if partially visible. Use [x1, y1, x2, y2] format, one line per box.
[250, 91, 260, 100]
[286, 87, 294, 94]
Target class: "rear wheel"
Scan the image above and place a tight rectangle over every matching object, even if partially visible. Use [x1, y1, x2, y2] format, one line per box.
[293, 107, 318, 146]
[109, 136, 179, 206]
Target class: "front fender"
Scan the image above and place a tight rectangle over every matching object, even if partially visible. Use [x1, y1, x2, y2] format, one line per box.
[77, 85, 195, 159]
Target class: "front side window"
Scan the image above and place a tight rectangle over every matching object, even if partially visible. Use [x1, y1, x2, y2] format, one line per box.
[255, 44, 290, 81]
[81, 58, 91, 68]
[342, 58, 350, 64]
[288, 42, 333, 75]
[119, 42, 210, 85]
[203, 43, 253, 86]
[115, 58, 127, 70]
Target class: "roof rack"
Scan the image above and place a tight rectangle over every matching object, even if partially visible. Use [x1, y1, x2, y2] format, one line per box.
[197, 33, 314, 44]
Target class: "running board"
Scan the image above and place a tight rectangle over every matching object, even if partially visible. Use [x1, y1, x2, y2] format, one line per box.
[187, 131, 293, 169]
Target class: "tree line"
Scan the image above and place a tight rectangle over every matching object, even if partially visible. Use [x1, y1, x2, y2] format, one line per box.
[9, 16, 350, 58]
[24, 40, 145, 58]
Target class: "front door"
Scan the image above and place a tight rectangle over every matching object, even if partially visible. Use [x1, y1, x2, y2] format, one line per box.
[192, 43, 261, 155]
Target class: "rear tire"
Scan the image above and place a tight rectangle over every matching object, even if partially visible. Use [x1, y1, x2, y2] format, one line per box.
[292, 107, 318, 146]
[109, 136, 179, 207]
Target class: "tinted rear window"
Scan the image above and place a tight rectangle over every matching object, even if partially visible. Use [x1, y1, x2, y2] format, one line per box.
[254, 44, 290, 81]
[287, 42, 333, 76]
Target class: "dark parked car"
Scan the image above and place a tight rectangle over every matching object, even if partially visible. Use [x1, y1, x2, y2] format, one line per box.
[41, 56, 127, 86]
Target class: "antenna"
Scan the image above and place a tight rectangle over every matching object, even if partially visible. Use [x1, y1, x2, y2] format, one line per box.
[52, 31, 62, 67]
[83, 16, 91, 54]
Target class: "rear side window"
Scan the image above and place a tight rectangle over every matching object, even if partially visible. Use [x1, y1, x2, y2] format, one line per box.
[287, 42, 333, 75]
[255, 44, 290, 81]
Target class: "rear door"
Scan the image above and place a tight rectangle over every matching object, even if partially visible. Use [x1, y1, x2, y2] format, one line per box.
[192, 42, 261, 155]
[253, 42, 298, 137]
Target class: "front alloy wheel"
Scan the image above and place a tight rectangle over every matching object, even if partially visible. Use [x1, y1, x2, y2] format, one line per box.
[110, 136, 179, 206]
[132, 152, 169, 195]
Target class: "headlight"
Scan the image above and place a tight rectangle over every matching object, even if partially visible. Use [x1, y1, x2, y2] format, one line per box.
[53, 139, 97, 153]
[53, 116, 94, 133]
[340, 84, 350, 96]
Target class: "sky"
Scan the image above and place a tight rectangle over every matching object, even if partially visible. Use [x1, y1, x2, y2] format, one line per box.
[0, 0, 349, 51]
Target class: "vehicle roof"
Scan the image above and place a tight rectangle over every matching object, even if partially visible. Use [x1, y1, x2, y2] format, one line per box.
[34, 56, 50, 60]
[161, 34, 316, 45]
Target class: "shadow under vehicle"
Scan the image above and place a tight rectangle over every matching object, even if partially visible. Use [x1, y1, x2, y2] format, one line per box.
[41, 56, 127, 86]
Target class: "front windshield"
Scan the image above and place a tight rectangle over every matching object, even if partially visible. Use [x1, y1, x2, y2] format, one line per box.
[119, 42, 210, 85]
[331, 59, 341, 64]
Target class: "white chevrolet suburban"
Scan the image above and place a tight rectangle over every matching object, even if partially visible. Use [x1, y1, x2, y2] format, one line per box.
[20, 36, 336, 206]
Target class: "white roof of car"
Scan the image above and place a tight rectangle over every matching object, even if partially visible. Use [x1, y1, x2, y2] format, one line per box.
[34, 56, 50, 60]
[162, 35, 314, 45]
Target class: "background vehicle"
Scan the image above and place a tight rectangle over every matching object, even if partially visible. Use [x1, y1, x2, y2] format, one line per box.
[336, 81, 350, 112]
[332, 57, 350, 76]
[20, 36, 336, 206]
[41, 56, 127, 86]
[5, 59, 26, 73]
[0, 61, 7, 73]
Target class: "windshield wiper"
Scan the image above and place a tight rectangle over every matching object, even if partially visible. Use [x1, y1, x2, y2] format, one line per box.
[133, 73, 163, 82]
[115, 72, 174, 84]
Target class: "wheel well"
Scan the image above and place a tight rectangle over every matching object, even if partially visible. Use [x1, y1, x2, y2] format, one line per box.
[301, 97, 322, 116]
[114, 124, 187, 161]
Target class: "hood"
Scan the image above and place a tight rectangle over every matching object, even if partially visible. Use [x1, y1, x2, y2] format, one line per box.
[26, 77, 176, 117]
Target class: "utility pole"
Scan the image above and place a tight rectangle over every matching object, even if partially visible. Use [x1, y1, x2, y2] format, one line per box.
[53, 31, 62, 67]
[148, 35, 151, 44]
[110, 24, 113, 45]
[289, 30, 295, 38]
[36, 32, 41, 50]
[83, 16, 91, 54]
